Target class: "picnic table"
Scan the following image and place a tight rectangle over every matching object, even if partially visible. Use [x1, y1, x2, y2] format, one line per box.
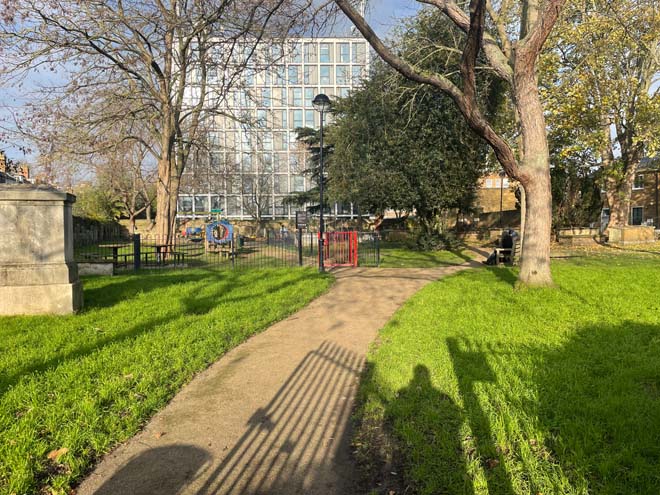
[99, 243, 130, 266]
[143, 243, 185, 265]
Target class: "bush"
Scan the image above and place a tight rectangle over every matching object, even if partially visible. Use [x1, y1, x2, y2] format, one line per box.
[415, 231, 462, 251]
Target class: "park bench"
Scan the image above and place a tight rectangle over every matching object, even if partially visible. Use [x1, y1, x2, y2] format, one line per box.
[495, 238, 520, 265]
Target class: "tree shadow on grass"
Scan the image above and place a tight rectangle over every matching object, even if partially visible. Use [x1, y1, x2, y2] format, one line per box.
[359, 321, 660, 494]
[528, 321, 660, 493]
[82, 269, 244, 310]
[1, 270, 321, 395]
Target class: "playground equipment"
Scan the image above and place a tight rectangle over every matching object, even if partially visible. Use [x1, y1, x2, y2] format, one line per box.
[205, 220, 234, 254]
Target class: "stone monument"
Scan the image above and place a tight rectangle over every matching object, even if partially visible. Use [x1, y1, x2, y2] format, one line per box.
[0, 184, 83, 315]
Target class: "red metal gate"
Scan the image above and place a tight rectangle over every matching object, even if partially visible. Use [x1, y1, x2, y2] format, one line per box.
[321, 231, 358, 267]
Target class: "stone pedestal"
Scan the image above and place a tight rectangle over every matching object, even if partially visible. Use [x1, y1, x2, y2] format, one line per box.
[0, 185, 83, 315]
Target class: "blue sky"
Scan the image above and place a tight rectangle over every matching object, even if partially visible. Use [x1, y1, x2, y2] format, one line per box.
[368, 0, 421, 36]
[1, 1, 422, 160]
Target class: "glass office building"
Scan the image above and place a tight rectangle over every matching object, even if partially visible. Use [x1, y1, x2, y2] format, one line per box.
[178, 37, 369, 220]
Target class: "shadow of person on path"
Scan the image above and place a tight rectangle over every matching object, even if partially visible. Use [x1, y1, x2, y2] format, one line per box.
[91, 445, 210, 495]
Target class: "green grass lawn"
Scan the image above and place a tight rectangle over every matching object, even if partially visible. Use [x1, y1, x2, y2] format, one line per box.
[355, 256, 660, 494]
[0, 267, 332, 495]
[378, 243, 474, 268]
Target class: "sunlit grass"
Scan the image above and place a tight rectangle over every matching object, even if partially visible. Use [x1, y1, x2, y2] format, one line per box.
[0, 267, 332, 495]
[355, 256, 660, 494]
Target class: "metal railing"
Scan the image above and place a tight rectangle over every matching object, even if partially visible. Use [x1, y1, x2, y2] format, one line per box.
[74, 229, 379, 273]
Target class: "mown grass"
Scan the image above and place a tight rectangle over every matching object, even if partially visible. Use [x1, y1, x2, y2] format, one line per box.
[355, 255, 660, 494]
[0, 267, 332, 495]
[378, 242, 474, 268]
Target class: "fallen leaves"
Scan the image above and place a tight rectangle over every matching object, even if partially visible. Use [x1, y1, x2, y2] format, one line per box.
[46, 448, 68, 461]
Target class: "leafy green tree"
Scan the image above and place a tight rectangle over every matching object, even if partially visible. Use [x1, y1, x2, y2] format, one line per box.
[542, 0, 660, 228]
[72, 183, 122, 222]
[283, 127, 335, 215]
[336, 0, 569, 287]
[329, 12, 492, 237]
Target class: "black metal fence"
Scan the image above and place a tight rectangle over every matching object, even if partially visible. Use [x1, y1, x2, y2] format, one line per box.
[74, 229, 380, 273]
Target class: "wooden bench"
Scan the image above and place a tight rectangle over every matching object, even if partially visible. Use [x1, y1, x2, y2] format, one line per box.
[495, 239, 521, 265]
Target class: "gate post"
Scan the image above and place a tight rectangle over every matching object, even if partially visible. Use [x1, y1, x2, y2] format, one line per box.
[297, 228, 303, 266]
[133, 233, 141, 271]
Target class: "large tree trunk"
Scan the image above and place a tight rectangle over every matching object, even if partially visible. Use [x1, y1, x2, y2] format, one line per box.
[605, 169, 635, 228]
[514, 49, 554, 287]
[518, 170, 553, 286]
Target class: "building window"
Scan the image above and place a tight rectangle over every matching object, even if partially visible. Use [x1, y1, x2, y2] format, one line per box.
[288, 65, 300, 85]
[274, 174, 288, 193]
[262, 132, 273, 150]
[304, 66, 317, 85]
[304, 43, 317, 63]
[270, 44, 282, 62]
[352, 42, 366, 63]
[305, 88, 314, 107]
[305, 110, 315, 126]
[257, 109, 267, 128]
[292, 175, 305, 192]
[179, 196, 193, 213]
[633, 174, 644, 190]
[290, 42, 302, 63]
[194, 195, 209, 213]
[227, 196, 241, 216]
[274, 65, 285, 86]
[293, 109, 303, 128]
[320, 65, 332, 84]
[319, 43, 331, 62]
[261, 88, 271, 107]
[351, 65, 364, 83]
[338, 87, 349, 98]
[274, 197, 287, 216]
[336, 65, 349, 85]
[338, 43, 350, 63]
[291, 87, 303, 106]
[211, 195, 224, 211]
[485, 179, 493, 188]
[631, 207, 643, 225]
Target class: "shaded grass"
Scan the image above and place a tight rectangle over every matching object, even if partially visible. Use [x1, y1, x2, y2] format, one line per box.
[378, 242, 474, 268]
[0, 267, 332, 495]
[355, 256, 660, 494]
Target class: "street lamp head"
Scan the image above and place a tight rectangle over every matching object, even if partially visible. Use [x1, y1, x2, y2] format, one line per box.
[312, 93, 331, 113]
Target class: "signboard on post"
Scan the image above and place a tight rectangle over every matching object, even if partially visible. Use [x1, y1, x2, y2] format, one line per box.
[295, 211, 308, 230]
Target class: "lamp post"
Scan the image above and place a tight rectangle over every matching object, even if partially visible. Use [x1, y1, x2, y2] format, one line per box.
[313, 93, 331, 272]
[498, 170, 506, 228]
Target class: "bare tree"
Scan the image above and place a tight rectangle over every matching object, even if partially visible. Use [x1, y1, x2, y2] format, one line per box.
[0, 0, 315, 243]
[96, 141, 157, 233]
[335, 0, 567, 286]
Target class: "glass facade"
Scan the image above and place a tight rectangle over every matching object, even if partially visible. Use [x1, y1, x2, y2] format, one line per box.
[180, 37, 368, 219]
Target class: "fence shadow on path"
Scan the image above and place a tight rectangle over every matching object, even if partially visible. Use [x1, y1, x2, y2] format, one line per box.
[195, 340, 363, 495]
[91, 341, 363, 495]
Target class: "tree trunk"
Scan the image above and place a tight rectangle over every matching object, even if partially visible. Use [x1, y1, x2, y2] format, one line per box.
[155, 155, 179, 243]
[518, 170, 553, 286]
[606, 171, 635, 228]
[514, 51, 554, 287]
